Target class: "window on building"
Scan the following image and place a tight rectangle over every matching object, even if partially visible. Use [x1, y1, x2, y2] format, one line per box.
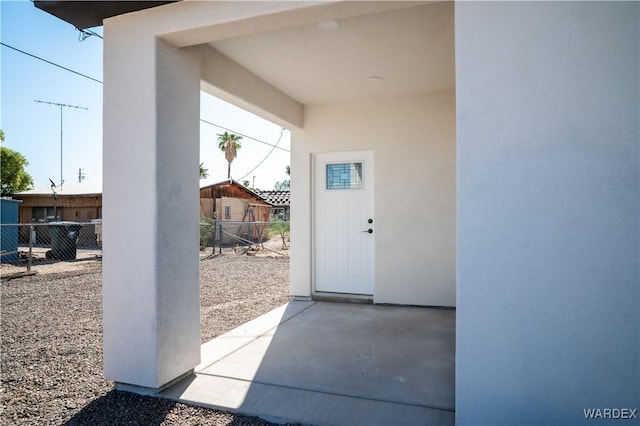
[32, 207, 46, 222]
[31, 207, 60, 222]
[224, 206, 231, 219]
[272, 207, 285, 221]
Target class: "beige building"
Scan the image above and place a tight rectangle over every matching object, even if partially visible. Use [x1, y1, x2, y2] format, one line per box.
[199, 180, 271, 245]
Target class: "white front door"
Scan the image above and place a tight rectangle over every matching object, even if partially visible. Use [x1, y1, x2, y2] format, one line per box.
[314, 151, 374, 295]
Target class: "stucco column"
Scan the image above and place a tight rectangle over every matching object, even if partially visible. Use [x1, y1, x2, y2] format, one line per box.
[102, 20, 201, 390]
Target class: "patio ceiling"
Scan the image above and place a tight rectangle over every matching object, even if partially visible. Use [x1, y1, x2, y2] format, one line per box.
[209, 2, 454, 105]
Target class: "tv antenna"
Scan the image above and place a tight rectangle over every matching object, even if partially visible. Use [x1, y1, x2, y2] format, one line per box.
[35, 100, 88, 191]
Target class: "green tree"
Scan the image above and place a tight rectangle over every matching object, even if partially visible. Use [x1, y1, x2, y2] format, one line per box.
[274, 180, 290, 191]
[199, 162, 209, 179]
[269, 219, 290, 249]
[274, 165, 290, 190]
[199, 216, 216, 249]
[217, 132, 242, 179]
[0, 130, 33, 196]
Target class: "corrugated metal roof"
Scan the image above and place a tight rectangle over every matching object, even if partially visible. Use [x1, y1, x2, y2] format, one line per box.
[256, 190, 290, 206]
[15, 182, 102, 196]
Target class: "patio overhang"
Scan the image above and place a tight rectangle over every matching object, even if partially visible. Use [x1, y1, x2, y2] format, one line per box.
[98, 0, 457, 391]
[33, 0, 178, 29]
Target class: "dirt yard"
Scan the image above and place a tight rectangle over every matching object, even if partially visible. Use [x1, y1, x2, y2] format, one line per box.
[1, 252, 294, 425]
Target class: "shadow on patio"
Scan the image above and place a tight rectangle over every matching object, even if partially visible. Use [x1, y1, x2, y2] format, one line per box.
[162, 301, 455, 425]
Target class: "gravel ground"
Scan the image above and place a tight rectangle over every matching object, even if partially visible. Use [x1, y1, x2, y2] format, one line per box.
[1, 253, 293, 425]
[0, 249, 103, 278]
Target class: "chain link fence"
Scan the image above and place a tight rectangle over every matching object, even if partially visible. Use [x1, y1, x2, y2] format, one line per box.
[200, 219, 290, 257]
[1, 219, 288, 278]
[0, 222, 102, 278]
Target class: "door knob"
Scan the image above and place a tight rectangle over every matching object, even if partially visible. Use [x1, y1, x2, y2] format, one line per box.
[363, 228, 373, 234]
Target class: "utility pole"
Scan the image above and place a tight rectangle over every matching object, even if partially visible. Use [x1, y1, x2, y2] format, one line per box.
[78, 168, 85, 183]
[35, 100, 88, 191]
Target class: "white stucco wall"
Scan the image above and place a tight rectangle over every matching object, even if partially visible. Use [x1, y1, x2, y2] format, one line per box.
[103, 20, 201, 388]
[456, 2, 639, 423]
[291, 92, 456, 306]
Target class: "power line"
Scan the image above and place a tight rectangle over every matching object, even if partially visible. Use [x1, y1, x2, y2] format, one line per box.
[200, 118, 289, 153]
[5, 42, 289, 153]
[1, 42, 103, 84]
[237, 128, 286, 182]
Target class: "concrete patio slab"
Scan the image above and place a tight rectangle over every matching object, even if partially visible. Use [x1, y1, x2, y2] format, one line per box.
[196, 300, 315, 371]
[162, 301, 455, 425]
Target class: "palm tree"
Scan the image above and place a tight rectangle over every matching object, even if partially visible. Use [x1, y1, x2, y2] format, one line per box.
[199, 162, 209, 179]
[217, 132, 243, 179]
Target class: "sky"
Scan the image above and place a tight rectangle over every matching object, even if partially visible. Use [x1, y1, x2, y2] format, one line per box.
[0, 0, 291, 192]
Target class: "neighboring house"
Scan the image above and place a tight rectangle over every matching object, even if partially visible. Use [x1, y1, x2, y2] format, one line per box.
[13, 183, 103, 223]
[13, 183, 102, 246]
[256, 190, 289, 220]
[36, 1, 639, 424]
[199, 179, 271, 244]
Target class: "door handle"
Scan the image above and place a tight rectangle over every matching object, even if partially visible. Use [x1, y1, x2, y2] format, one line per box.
[363, 229, 373, 234]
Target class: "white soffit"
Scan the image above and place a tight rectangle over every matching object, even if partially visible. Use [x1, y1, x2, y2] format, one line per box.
[209, 2, 454, 105]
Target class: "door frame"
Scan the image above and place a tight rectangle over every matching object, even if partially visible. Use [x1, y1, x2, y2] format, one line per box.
[311, 150, 375, 299]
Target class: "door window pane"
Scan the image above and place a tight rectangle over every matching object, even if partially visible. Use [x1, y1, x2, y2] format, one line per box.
[326, 163, 363, 190]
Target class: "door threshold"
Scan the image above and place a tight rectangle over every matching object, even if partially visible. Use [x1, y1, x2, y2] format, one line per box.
[312, 292, 373, 304]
